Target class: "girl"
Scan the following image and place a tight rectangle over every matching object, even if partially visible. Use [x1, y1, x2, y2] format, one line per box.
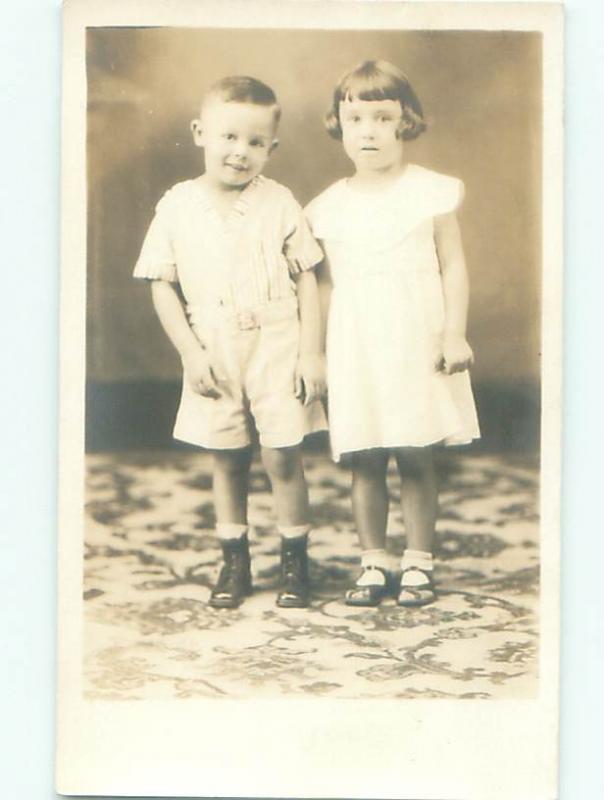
[306, 60, 480, 607]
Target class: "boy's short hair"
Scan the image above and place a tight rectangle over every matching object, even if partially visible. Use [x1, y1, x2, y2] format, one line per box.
[203, 75, 282, 124]
[325, 60, 426, 142]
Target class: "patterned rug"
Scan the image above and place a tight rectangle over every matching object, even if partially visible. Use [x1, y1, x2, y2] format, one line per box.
[84, 449, 539, 700]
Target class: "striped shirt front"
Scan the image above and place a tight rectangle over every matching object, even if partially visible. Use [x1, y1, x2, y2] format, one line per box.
[133, 175, 323, 315]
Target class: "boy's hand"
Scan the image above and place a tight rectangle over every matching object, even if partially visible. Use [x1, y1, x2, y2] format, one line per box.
[294, 353, 327, 406]
[435, 332, 474, 375]
[181, 346, 222, 398]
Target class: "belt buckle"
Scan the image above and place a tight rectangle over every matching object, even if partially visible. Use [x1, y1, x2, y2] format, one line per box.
[236, 309, 258, 331]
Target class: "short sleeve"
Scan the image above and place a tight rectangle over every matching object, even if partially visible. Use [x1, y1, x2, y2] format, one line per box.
[432, 175, 465, 216]
[133, 191, 179, 282]
[304, 181, 345, 241]
[281, 192, 324, 275]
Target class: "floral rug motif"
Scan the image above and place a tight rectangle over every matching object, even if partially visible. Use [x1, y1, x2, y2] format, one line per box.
[84, 449, 539, 700]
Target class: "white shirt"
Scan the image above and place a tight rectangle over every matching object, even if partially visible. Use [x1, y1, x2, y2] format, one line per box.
[134, 175, 323, 314]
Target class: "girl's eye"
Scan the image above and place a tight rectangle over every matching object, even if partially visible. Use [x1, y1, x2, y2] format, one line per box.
[223, 133, 236, 140]
[250, 140, 264, 148]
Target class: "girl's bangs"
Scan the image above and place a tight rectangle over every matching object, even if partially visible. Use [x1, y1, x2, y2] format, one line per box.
[339, 72, 401, 103]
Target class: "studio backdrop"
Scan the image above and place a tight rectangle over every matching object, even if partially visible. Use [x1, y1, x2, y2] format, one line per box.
[85, 27, 541, 451]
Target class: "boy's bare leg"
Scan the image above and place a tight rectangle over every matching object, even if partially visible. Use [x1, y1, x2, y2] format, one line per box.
[212, 447, 253, 524]
[260, 445, 311, 607]
[209, 447, 253, 609]
[260, 445, 309, 525]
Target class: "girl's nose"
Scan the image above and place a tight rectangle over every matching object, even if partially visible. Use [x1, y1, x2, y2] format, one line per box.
[360, 120, 376, 137]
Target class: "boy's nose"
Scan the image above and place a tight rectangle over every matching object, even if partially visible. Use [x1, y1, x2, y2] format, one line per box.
[232, 141, 248, 157]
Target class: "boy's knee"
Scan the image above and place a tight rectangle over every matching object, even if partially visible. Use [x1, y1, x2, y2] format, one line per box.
[213, 449, 252, 478]
[261, 446, 301, 482]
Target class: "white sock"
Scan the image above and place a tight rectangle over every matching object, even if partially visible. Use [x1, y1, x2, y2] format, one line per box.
[216, 523, 248, 541]
[400, 549, 433, 586]
[357, 549, 390, 586]
[279, 524, 311, 540]
[361, 548, 390, 570]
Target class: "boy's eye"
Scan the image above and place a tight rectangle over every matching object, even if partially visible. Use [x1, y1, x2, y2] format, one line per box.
[250, 139, 265, 148]
[223, 133, 236, 140]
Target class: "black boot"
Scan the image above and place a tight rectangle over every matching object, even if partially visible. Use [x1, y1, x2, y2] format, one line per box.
[276, 534, 310, 608]
[209, 534, 253, 609]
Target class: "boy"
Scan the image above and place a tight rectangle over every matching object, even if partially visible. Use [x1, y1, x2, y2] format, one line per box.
[133, 76, 326, 608]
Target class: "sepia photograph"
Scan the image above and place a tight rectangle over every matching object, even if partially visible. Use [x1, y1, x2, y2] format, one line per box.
[57, 1, 562, 797]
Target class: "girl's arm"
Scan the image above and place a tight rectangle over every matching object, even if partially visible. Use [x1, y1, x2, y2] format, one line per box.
[315, 253, 333, 343]
[294, 268, 327, 405]
[434, 211, 474, 374]
[150, 280, 221, 398]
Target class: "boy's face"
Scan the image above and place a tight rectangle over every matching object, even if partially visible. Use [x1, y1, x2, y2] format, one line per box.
[192, 100, 278, 189]
[339, 98, 404, 172]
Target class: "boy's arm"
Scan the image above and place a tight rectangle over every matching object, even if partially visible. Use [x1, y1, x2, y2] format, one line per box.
[434, 211, 474, 375]
[294, 268, 327, 405]
[150, 281, 220, 398]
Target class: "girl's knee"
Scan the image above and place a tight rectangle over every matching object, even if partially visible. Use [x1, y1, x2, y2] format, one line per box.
[261, 446, 302, 482]
[351, 449, 389, 478]
[395, 447, 435, 478]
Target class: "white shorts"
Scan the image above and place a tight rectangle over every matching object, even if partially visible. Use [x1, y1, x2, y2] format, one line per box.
[173, 298, 327, 450]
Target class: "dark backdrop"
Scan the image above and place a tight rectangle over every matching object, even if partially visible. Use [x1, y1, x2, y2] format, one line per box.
[85, 27, 542, 451]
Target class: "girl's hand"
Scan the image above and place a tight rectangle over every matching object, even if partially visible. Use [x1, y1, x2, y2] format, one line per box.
[437, 332, 474, 375]
[294, 353, 327, 406]
[181, 346, 222, 399]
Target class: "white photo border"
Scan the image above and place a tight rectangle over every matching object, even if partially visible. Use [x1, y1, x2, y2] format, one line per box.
[57, 2, 562, 797]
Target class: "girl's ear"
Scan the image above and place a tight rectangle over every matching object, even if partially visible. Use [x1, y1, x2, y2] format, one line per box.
[397, 105, 427, 141]
[324, 108, 342, 140]
[269, 138, 279, 154]
[190, 119, 204, 148]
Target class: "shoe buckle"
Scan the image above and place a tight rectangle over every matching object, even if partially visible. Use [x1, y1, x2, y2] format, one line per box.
[235, 310, 259, 331]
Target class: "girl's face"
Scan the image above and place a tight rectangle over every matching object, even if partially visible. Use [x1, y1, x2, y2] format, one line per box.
[339, 98, 405, 173]
[192, 100, 278, 189]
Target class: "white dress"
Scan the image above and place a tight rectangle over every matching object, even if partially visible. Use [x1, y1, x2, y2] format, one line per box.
[306, 164, 480, 461]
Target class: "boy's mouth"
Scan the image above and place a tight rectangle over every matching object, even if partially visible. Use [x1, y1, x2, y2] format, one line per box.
[360, 146, 378, 152]
[225, 162, 248, 172]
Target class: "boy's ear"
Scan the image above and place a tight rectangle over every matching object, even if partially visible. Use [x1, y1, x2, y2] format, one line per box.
[269, 138, 279, 154]
[190, 119, 204, 148]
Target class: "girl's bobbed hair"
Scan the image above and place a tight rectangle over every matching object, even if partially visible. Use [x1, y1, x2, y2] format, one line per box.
[325, 60, 426, 141]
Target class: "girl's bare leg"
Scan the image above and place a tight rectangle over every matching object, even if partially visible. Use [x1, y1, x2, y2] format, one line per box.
[394, 446, 438, 606]
[345, 449, 393, 606]
[351, 449, 390, 550]
[394, 446, 438, 553]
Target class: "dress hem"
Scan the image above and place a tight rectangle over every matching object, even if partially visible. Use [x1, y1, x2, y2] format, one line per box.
[332, 431, 481, 462]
